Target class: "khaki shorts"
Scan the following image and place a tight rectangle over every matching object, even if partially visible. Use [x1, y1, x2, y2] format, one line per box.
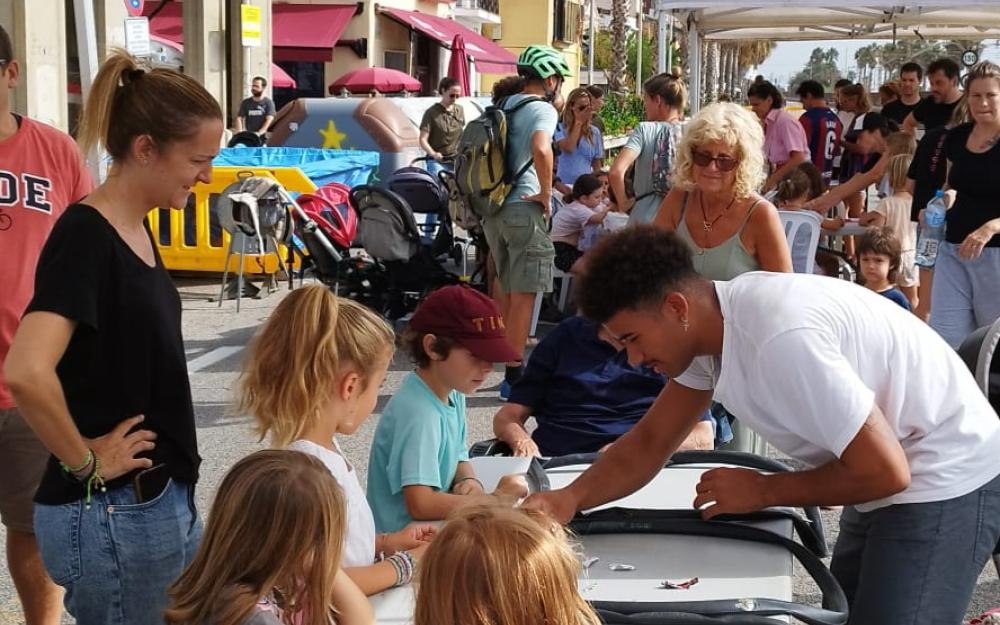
[898, 250, 919, 288]
[0, 407, 50, 533]
[483, 202, 555, 294]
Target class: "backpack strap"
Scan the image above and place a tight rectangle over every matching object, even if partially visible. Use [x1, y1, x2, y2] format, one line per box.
[501, 95, 547, 186]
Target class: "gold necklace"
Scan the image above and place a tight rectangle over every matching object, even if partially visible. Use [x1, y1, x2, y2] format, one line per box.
[699, 192, 738, 232]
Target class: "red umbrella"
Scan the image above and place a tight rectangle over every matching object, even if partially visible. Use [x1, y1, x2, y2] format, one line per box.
[447, 34, 471, 96]
[328, 67, 421, 95]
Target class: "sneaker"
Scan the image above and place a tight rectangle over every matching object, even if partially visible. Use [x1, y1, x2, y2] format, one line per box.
[499, 380, 511, 402]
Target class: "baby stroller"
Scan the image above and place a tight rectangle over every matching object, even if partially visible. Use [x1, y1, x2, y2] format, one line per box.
[349, 178, 463, 320]
[384, 158, 458, 258]
[292, 183, 386, 310]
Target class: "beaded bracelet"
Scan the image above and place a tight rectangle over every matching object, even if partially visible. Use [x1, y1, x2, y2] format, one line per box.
[385, 551, 416, 587]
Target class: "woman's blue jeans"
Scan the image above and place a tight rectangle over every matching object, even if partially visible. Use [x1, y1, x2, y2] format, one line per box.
[34, 479, 202, 625]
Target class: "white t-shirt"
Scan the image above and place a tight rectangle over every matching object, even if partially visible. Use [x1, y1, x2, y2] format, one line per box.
[288, 439, 376, 567]
[676, 272, 1000, 512]
[871, 193, 916, 252]
[551, 200, 597, 247]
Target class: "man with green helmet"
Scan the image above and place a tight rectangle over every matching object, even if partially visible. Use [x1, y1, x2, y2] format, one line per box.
[487, 44, 571, 399]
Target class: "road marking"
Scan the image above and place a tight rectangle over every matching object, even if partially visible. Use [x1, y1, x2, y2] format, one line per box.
[187, 346, 244, 373]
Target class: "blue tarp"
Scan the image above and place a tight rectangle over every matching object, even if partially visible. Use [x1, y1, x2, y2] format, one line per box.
[214, 147, 379, 188]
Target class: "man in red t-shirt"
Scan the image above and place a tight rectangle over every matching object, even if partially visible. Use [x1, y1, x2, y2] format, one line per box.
[0, 24, 93, 625]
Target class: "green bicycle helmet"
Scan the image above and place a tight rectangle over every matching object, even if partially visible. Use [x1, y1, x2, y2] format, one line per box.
[517, 45, 572, 80]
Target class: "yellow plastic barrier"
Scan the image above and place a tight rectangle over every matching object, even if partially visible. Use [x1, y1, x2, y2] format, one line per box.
[148, 166, 317, 274]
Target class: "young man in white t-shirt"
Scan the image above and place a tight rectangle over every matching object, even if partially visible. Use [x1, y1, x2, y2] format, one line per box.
[525, 226, 1000, 625]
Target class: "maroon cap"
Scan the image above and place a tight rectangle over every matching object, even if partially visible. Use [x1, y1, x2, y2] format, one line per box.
[409, 285, 521, 363]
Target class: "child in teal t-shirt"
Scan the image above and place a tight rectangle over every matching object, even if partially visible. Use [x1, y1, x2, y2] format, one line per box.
[367, 285, 530, 533]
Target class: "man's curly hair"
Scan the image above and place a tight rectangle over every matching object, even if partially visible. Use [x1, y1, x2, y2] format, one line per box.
[576, 226, 699, 323]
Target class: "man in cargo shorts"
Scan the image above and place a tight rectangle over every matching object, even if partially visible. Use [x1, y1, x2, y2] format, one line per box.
[485, 44, 571, 400]
[0, 24, 93, 624]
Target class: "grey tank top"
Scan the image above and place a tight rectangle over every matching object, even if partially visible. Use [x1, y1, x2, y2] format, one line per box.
[675, 192, 761, 281]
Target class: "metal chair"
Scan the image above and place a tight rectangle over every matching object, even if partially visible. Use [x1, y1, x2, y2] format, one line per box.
[957, 316, 1000, 577]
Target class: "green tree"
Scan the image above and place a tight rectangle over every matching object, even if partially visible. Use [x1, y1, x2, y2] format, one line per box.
[788, 47, 842, 92]
[626, 27, 656, 88]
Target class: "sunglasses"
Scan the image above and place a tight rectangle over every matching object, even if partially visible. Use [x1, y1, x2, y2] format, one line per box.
[448, 94, 460, 99]
[691, 150, 739, 172]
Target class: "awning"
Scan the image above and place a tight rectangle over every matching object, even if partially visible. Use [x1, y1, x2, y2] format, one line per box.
[143, 1, 183, 42]
[380, 7, 517, 75]
[147, 34, 295, 90]
[273, 3, 356, 63]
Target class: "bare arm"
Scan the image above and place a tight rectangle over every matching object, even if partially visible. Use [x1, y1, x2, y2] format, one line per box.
[807, 153, 887, 213]
[345, 561, 405, 596]
[522, 130, 554, 211]
[5, 312, 155, 479]
[763, 151, 807, 192]
[859, 211, 886, 227]
[493, 403, 539, 457]
[592, 157, 604, 174]
[234, 116, 245, 132]
[695, 404, 910, 516]
[258, 115, 275, 135]
[609, 147, 639, 213]
[329, 569, 376, 625]
[902, 111, 919, 134]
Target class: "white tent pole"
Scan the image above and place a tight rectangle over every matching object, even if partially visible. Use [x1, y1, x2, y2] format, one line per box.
[667, 11, 674, 72]
[657, 9, 668, 73]
[636, 2, 643, 96]
[588, 0, 596, 85]
[73, 0, 106, 182]
[688, 13, 701, 114]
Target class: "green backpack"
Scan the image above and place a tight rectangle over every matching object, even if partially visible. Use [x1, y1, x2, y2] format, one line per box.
[452, 96, 542, 219]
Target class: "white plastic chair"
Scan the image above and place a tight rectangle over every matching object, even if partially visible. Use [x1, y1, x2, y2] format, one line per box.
[779, 210, 822, 274]
[529, 269, 572, 338]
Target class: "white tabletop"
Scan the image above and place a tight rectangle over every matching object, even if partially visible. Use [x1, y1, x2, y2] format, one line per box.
[371, 461, 795, 624]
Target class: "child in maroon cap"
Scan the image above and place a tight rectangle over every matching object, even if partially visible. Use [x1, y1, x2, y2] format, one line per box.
[367, 285, 529, 533]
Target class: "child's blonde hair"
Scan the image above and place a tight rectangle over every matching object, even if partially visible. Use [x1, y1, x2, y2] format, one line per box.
[239, 285, 394, 447]
[885, 131, 916, 158]
[414, 503, 601, 625]
[166, 450, 346, 625]
[886, 153, 913, 194]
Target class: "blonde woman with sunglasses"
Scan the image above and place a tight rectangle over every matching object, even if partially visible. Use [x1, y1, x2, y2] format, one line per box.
[554, 88, 604, 192]
[652, 102, 791, 455]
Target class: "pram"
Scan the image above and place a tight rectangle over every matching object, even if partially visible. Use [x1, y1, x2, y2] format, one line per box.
[349, 163, 469, 319]
[370, 449, 848, 625]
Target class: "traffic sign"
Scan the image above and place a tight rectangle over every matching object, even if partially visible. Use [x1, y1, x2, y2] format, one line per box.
[124, 0, 144, 17]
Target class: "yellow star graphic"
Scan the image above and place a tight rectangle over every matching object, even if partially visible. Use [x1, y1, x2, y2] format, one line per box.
[319, 119, 347, 149]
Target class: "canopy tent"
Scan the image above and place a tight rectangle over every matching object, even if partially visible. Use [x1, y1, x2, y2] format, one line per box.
[654, 1, 1000, 111]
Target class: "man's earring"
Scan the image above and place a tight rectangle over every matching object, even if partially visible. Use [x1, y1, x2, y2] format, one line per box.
[680, 317, 690, 333]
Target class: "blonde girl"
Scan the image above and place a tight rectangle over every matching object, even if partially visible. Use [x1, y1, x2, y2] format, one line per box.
[414, 503, 601, 625]
[860, 153, 918, 309]
[165, 450, 373, 625]
[239, 285, 434, 596]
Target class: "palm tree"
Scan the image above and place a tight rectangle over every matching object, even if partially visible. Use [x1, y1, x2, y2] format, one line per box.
[706, 41, 720, 101]
[608, 0, 629, 93]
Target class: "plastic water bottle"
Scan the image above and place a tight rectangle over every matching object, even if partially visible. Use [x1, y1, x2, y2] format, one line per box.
[915, 190, 947, 268]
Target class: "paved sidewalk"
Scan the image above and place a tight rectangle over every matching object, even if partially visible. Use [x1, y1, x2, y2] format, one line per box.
[1, 278, 996, 623]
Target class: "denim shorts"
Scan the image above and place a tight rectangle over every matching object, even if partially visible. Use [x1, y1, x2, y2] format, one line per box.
[34, 478, 202, 625]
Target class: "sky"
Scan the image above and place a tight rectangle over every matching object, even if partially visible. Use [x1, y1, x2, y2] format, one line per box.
[755, 39, 1000, 85]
